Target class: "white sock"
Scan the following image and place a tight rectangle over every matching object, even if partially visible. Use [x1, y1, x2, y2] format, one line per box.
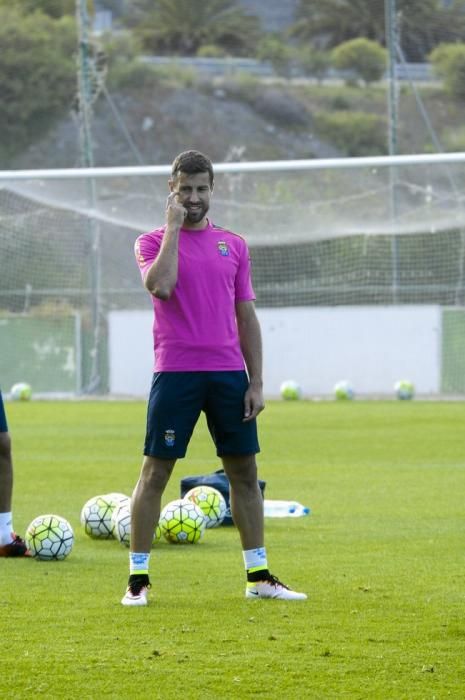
[243, 546, 267, 571]
[0, 512, 13, 545]
[129, 552, 150, 576]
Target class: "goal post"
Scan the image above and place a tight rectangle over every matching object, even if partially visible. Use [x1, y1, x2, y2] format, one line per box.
[1, 152, 465, 397]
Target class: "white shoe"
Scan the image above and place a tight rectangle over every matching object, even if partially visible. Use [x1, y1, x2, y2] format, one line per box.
[121, 580, 150, 606]
[246, 574, 307, 600]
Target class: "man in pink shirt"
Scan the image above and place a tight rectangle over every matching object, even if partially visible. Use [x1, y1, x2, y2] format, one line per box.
[122, 150, 306, 605]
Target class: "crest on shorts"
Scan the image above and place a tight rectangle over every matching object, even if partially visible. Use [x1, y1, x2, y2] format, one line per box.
[217, 240, 229, 256]
[164, 429, 175, 447]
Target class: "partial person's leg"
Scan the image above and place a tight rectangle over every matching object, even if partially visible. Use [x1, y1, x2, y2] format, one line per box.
[121, 456, 176, 606]
[121, 372, 206, 605]
[209, 372, 306, 600]
[0, 430, 29, 556]
[221, 453, 263, 550]
[131, 455, 176, 552]
[222, 453, 307, 601]
[0, 431, 13, 514]
[0, 432, 14, 547]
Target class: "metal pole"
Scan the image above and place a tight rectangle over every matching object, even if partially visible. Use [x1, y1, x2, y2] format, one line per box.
[385, 0, 399, 303]
[76, 0, 102, 393]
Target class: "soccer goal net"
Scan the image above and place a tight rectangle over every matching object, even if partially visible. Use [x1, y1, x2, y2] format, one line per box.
[1, 153, 465, 396]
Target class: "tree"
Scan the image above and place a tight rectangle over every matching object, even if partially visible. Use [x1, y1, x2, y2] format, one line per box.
[122, 0, 262, 56]
[257, 36, 295, 78]
[291, 0, 386, 47]
[0, 7, 76, 159]
[333, 38, 387, 85]
[0, 0, 76, 18]
[399, 0, 465, 62]
[290, 0, 465, 62]
[297, 47, 331, 83]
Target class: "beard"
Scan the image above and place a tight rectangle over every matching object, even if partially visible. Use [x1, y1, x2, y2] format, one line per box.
[185, 202, 209, 224]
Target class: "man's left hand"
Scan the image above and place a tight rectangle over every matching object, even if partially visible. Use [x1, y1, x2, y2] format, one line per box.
[243, 385, 265, 422]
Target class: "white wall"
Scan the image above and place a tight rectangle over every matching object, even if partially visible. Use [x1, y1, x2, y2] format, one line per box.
[108, 311, 153, 397]
[108, 306, 441, 397]
[258, 306, 441, 397]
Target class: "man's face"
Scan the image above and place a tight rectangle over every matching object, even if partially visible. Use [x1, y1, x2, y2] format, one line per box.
[169, 171, 213, 226]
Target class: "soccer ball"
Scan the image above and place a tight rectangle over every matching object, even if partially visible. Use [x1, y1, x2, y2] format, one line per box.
[334, 380, 354, 400]
[104, 491, 130, 528]
[112, 503, 132, 546]
[159, 499, 206, 544]
[184, 485, 227, 528]
[10, 382, 32, 401]
[394, 379, 414, 400]
[80, 495, 115, 539]
[105, 492, 130, 509]
[111, 502, 161, 547]
[280, 380, 302, 400]
[25, 514, 74, 560]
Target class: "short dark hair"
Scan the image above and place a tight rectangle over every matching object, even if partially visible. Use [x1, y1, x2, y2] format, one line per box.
[171, 150, 214, 186]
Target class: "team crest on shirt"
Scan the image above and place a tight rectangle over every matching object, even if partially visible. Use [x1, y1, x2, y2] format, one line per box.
[164, 429, 175, 447]
[217, 240, 229, 256]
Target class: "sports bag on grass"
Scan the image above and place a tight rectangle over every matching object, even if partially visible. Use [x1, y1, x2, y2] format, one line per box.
[180, 468, 266, 526]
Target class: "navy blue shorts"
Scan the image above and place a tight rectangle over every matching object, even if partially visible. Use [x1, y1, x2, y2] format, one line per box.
[144, 371, 260, 459]
[0, 390, 8, 433]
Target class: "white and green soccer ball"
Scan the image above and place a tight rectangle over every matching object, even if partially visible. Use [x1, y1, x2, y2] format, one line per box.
[280, 380, 302, 401]
[80, 494, 116, 539]
[111, 502, 131, 546]
[159, 498, 206, 544]
[111, 503, 132, 546]
[334, 380, 354, 400]
[10, 382, 32, 401]
[25, 514, 74, 561]
[105, 492, 130, 510]
[104, 491, 130, 532]
[184, 485, 227, 528]
[111, 502, 161, 548]
[394, 379, 415, 400]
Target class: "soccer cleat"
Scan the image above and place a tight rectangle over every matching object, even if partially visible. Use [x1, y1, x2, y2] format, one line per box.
[246, 573, 307, 600]
[0, 533, 31, 557]
[121, 578, 151, 607]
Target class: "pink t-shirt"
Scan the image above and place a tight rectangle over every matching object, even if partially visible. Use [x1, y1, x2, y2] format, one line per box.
[134, 220, 255, 371]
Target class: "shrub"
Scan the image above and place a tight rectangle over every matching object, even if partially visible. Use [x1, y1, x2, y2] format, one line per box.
[251, 89, 310, 128]
[331, 94, 351, 110]
[222, 72, 261, 100]
[314, 111, 386, 156]
[107, 60, 165, 91]
[442, 125, 465, 151]
[101, 31, 142, 64]
[196, 44, 227, 58]
[332, 38, 387, 85]
[107, 60, 197, 91]
[430, 43, 465, 99]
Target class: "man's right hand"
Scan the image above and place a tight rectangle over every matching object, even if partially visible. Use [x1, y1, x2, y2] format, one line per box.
[166, 191, 186, 228]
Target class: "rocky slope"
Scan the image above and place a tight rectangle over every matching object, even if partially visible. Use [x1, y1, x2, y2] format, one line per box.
[10, 81, 339, 170]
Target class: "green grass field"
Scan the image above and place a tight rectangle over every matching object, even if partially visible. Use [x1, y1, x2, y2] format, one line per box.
[3, 399, 465, 699]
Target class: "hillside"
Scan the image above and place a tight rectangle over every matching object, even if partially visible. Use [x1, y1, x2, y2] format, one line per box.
[9, 79, 340, 170]
[7, 71, 462, 171]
